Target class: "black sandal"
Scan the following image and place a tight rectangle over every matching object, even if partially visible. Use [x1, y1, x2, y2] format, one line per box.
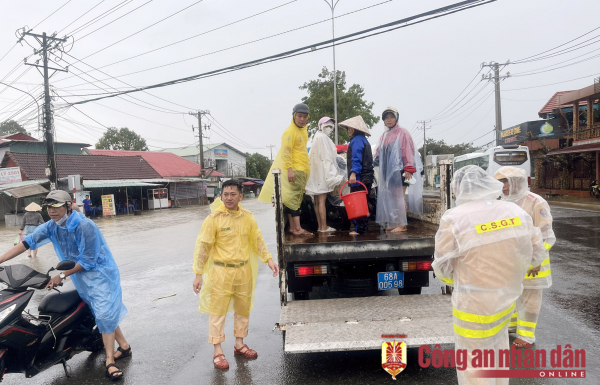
[114, 345, 132, 361]
[105, 363, 123, 381]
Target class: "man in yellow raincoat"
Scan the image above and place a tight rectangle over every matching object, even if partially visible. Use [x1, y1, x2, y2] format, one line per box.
[259, 103, 312, 235]
[193, 179, 279, 370]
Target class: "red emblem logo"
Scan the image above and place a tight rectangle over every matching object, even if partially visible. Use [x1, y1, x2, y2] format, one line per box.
[382, 341, 407, 380]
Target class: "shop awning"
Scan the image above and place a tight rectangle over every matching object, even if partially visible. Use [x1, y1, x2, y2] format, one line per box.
[0, 180, 49, 198]
[546, 142, 600, 155]
[83, 179, 162, 188]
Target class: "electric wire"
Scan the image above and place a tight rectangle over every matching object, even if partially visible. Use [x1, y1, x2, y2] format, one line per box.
[513, 26, 600, 64]
[32, 0, 72, 30]
[57, 0, 107, 34]
[58, 0, 394, 87]
[63, 0, 498, 106]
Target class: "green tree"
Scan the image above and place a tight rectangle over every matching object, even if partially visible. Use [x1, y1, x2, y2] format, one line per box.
[0, 120, 27, 136]
[418, 138, 476, 159]
[95, 127, 148, 151]
[300, 67, 379, 144]
[246, 152, 271, 180]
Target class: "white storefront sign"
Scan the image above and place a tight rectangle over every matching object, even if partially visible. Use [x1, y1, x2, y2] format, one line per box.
[0, 167, 22, 185]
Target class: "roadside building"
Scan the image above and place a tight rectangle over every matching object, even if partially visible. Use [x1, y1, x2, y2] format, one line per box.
[159, 142, 247, 177]
[425, 154, 454, 188]
[498, 80, 599, 197]
[87, 149, 212, 206]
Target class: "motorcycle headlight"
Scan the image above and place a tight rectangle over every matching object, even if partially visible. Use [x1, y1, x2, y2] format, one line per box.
[0, 304, 16, 322]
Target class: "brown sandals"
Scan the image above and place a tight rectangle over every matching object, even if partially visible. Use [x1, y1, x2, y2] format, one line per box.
[234, 344, 258, 358]
[213, 354, 229, 369]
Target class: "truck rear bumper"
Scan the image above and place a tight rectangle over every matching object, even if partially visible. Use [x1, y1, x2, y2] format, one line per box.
[278, 294, 454, 353]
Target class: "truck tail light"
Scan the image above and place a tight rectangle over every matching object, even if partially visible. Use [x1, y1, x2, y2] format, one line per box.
[295, 265, 329, 277]
[401, 261, 432, 271]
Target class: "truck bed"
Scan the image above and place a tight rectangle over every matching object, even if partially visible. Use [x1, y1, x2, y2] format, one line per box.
[280, 294, 454, 353]
[283, 218, 439, 262]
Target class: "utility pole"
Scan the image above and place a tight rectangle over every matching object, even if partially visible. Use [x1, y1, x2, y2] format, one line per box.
[20, 30, 69, 190]
[323, 0, 341, 144]
[266, 145, 276, 161]
[481, 61, 510, 146]
[189, 110, 210, 174]
[417, 120, 431, 187]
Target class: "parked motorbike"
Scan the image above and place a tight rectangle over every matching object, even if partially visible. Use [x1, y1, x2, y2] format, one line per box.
[590, 180, 600, 198]
[0, 261, 103, 381]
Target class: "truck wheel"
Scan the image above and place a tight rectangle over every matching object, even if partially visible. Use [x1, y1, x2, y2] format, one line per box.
[397, 287, 422, 295]
[293, 292, 310, 300]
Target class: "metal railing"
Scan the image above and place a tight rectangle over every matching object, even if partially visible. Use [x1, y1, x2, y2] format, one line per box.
[574, 122, 600, 141]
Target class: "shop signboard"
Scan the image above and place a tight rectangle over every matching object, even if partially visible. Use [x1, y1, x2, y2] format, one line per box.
[0, 167, 22, 185]
[500, 118, 563, 145]
[101, 194, 116, 216]
[214, 148, 228, 158]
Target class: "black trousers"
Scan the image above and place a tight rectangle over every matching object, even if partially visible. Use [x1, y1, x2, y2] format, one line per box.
[350, 182, 371, 234]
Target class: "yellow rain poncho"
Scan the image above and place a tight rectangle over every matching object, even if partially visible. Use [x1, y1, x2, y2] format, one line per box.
[258, 119, 310, 210]
[193, 199, 272, 316]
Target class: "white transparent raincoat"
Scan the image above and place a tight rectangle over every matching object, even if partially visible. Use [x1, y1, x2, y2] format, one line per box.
[373, 125, 417, 227]
[495, 166, 556, 344]
[433, 166, 546, 385]
[405, 149, 424, 218]
[305, 130, 344, 196]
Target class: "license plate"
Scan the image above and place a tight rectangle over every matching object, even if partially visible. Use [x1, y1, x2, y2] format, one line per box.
[377, 271, 404, 290]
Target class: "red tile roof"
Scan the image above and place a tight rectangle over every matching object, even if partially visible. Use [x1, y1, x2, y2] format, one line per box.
[89, 149, 205, 178]
[538, 91, 588, 117]
[0, 133, 39, 145]
[2, 152, 161, 180]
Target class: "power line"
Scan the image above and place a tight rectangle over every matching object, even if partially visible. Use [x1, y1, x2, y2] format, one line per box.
[64, 0, 498, 106]
[57, 0, 107, 34]
[432, 89, 494, 136]
[71, 0, 205, 65]
[32, 0, 73, 30]
[66, 0, 149, 39]
[502, 72, 600, 91]
[58, 0, 393, 87]
[513, 26, 600, 63]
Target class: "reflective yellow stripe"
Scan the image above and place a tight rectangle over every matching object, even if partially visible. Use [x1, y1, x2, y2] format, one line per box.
[529, 258, 550, 269]
[516, 329, 535, 338]
[525, 268, 551, 279]
[439, 277, 454, 285]
[517, 319, 537, 328]
[508, 322, 517, 327]
[511, 312, 518, 318]
[544, 242, 553, 250]
[454, 317, 511, 338]
[453, 302, 515, 324]
[542, 258, 550, 266]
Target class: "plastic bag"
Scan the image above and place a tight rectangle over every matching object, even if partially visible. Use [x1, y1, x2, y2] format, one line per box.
[13, 235, 21, 246]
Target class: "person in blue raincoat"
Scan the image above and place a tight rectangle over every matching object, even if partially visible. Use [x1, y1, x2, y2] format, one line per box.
[0, 190, 130, 381]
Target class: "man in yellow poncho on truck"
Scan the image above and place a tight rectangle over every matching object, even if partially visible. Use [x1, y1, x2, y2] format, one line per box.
[259, 103, 312, 235]
[192, 179, 279, 370]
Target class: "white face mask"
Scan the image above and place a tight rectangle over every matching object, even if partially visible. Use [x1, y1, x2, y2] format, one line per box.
[56, 213, 68, 226]
[321, 125, 334, 136]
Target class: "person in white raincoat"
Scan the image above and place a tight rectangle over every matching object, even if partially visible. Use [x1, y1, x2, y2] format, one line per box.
[305, 117, 344, 232]
[433, 166, 545, 385]
[373, 107, 421, 232]
[494, 166, 555, 348]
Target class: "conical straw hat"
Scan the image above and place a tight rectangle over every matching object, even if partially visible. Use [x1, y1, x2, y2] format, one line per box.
[338, 116, 371, 136]
[25, 202, 42, 212]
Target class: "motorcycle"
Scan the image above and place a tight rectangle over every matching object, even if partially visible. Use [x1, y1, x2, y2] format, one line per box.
[0, 260, 103, 381]
[590, 180, 600, 198]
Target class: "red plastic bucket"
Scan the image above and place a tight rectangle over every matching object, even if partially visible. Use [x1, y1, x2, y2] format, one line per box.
[339, 181, 369, 220]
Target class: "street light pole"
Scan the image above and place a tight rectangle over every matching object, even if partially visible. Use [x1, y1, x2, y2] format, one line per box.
[324, 0, 340, 144]
[0, 82, 41, 133]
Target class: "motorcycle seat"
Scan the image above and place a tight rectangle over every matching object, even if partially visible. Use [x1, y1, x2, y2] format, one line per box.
[38, 281, 82, 315]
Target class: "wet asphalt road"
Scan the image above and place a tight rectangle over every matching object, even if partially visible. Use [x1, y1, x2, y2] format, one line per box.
[0, 200, 598, 384]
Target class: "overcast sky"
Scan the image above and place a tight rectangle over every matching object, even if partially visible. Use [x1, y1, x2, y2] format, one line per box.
[0, 0, 599, 158]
